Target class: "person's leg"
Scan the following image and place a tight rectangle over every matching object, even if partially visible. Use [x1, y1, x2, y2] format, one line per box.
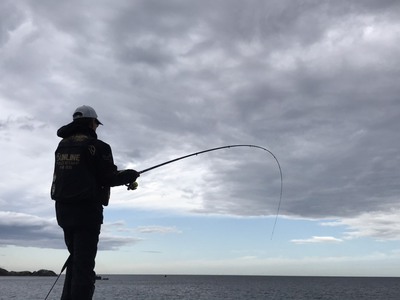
[61, 228, 74, 300]
[70, 225, 100, 300]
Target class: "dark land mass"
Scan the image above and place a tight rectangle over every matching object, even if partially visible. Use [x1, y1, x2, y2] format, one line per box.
[0, 267, 56, 276]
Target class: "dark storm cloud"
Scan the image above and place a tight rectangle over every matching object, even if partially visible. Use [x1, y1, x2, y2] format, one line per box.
[1, 0, 400, 245]
[0, 212, 141, 250]
[0, 212, 62, 249]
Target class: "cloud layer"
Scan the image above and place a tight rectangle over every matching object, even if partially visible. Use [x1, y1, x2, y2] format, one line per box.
[1, 0, 400, 250]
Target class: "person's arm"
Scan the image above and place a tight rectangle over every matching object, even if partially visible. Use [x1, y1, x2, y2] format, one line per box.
[94, 141, 139, 187]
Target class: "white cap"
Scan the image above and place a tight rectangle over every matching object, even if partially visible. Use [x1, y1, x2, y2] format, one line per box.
[73, 105, 103, 125]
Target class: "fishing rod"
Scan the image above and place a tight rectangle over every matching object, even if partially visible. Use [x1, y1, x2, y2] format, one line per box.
[46, 145, 282, 299]
[44, 255, 70, 300]
[127, 144, 283, 238]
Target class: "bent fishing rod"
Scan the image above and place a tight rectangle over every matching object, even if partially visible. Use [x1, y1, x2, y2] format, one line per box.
[127, 144, 283, 238]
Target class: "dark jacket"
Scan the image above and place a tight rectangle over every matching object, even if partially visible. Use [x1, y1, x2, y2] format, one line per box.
[51, 121, 136, 227]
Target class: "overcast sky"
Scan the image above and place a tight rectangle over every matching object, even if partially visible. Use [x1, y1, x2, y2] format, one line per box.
[1, 0, 400, 277]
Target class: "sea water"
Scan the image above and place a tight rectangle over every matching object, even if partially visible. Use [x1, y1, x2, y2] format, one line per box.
[1, 275, 400, 300]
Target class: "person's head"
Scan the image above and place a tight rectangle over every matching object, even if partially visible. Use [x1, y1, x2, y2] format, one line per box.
[72, 105, 103, 131]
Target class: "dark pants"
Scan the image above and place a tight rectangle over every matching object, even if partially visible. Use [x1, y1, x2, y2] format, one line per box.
[60, 225, 100, 300]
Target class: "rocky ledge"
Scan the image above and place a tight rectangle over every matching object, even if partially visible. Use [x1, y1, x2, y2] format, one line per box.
[0, 268, 56, 277]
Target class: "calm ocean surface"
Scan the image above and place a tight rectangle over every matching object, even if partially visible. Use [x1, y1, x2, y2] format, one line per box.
[1, 275, 399, 299]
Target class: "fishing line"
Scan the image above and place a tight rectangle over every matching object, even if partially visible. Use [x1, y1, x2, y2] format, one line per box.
[44, 255, 70, 300]
[132, 144, 283, 239]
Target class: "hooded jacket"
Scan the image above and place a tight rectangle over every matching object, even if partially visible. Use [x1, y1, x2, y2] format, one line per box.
[51, 121, 136, 227]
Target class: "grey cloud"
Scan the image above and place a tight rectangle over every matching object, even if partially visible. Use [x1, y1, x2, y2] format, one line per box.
[322, 209, 400, 241]
[0, 1, 25, 46]
[0, 212, 141, 250]
[98, 235, 142, 251]
[0, 212, 63, 249]
[137, 225, 181, 234]
[0, 0, 399, 228]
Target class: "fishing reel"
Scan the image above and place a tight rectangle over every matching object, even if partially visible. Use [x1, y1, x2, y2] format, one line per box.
[126, 181, 138, 190]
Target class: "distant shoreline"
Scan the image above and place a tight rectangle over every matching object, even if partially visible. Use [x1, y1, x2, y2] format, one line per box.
[0, 268, 56, 277]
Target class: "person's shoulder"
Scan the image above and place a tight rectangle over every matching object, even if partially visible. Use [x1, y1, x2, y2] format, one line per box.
[57, 122, 76, 138]
[93, 138, 112, 151]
